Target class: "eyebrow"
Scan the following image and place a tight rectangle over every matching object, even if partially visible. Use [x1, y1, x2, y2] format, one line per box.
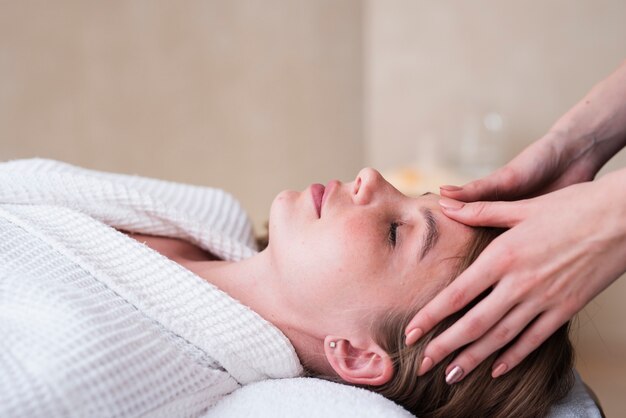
[419, 207, 440, 260]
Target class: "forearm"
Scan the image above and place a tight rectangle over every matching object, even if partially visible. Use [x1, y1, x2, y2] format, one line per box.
[549, 60, 626, 169]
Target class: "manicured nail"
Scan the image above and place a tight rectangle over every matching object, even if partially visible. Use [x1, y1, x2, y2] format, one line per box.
[439, 197, 465, 210]
[418, 356, 433, 375]
[440, 185, 462, 192]
[405, 328, 423, 346]
[492, 363, 508, 378]
[445, 365, 464, 384]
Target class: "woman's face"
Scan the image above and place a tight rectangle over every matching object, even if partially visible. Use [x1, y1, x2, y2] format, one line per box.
[267, 168, 474, 331]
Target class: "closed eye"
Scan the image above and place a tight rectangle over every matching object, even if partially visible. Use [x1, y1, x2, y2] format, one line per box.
[388, 222, 400, 246]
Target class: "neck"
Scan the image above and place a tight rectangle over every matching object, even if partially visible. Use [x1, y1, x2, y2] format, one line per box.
[186, 250, 332, 374]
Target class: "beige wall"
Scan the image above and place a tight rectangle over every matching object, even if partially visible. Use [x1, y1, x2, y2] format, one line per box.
[0, 0, 364, 231]
[2, 0, 625, 415]
[365, 0, 626, 173]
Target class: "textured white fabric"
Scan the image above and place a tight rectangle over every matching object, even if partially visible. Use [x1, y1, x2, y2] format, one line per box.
[208, 371, 601, 418]
[205, 378, 415, 418]
[0, 158, 302, 417]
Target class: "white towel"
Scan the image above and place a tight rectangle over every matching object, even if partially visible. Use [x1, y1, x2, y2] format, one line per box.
[208, 371, 601, 418]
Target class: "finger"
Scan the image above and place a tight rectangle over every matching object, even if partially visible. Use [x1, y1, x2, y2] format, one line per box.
[441, 302, 540, 384]
[440, 167, 520, 202]
[438, 198, 528, 228]
[490, 309, 569, 378]
[416, 283, 519, 375]
[406, 247, 505, 343]
[405, 237, 512, 338]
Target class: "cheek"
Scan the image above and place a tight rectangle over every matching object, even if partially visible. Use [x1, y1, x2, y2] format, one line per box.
[304, 216, 382, 293]
[327, 213, 378, 266]
[268, 204, 386, 306]
[343, 213, 370, 236]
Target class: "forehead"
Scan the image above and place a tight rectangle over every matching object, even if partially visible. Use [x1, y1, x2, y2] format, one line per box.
[413, 192, 474, 258]
[394, 193, 475, 302]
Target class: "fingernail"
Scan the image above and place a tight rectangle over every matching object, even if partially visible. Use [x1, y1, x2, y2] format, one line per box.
[440, 185, 462, 192]
[492, 363, 508, 378]
[439, 197, 465, 210]
[445, 365, 464, 384]
[418, 356, 433, 375]
[405, 328, 423, 346]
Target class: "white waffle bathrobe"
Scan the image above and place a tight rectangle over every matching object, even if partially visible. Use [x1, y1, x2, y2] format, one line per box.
[0, 159, 303, 417]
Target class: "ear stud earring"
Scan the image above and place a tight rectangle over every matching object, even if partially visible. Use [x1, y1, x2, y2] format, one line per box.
[329, 341, 336, 348]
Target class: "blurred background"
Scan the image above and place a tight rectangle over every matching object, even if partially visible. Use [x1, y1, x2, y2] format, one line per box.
[1, 0, 625, 415]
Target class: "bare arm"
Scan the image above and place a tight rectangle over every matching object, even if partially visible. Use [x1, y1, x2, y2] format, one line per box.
[550, 59, 626, 174]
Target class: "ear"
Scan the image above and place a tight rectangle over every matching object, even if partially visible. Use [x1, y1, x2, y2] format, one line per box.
[323, 335, 394, 386]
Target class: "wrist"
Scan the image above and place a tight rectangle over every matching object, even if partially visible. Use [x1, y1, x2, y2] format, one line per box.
[596, 167, 626, 241]
[547, 113, 603, 159]
[548, 62, 626, 169]
[545, 122, 626, 177]
[541, 129, 601, 172]
[597, 167, 626, 193]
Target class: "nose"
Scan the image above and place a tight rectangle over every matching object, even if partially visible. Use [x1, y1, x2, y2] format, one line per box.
[353, 167, 384, 205]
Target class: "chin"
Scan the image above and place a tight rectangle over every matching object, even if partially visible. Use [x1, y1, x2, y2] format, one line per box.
[269, 190, 299, 219]
[267, 189, 300, 247]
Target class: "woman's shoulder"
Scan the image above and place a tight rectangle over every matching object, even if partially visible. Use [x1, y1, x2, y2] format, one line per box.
[0, 157, 75, 173]
[0, 158, 248, 216]
[0, 158, 257, 253]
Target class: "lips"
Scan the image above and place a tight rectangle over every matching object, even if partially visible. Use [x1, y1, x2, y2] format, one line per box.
[310, 183, 325, 218]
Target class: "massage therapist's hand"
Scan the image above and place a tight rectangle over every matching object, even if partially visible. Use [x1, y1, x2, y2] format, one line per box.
[405, 168, 626, 383]
[438, 130, 600, 202]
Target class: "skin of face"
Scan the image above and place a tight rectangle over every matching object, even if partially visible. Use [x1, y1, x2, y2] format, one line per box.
[265, 167, 475, 337]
